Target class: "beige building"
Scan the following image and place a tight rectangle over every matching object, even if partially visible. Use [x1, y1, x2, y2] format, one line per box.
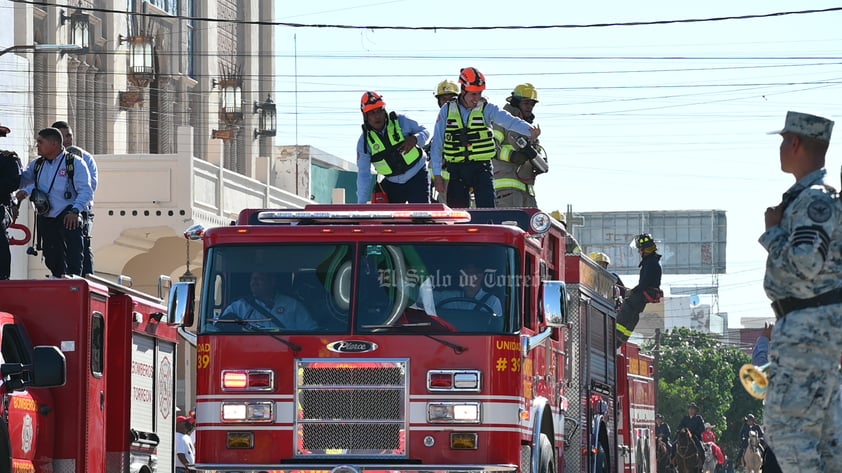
[0, 0, 357, 410]
[4, 0, 318, 293]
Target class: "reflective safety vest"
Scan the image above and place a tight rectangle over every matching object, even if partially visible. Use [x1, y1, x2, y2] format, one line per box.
[442, 102, 496, 163]
[493, 177, 528, 192]
[365, 112, 423, 176]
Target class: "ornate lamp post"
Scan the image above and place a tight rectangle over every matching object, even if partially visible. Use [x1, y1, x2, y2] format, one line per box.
[60, 9, 90, 53]
[253, 95, 277, 139]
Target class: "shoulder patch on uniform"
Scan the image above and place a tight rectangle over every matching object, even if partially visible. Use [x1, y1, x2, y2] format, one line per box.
[807, 199, 832, 223]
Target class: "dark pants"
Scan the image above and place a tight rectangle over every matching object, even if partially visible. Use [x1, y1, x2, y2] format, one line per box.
[0, 228, 9, 280]
[616, 288, 647, 345]
[446, 161, 495, 208]
[381, 166, 430, 203]
[762, 445, 782, 473]
[0, 204, 11, 279]
[37, 214, 84, 277]
[82, 212, 94, 275]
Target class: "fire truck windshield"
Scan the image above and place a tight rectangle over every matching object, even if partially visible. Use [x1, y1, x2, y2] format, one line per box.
[200, 243, 518, 335]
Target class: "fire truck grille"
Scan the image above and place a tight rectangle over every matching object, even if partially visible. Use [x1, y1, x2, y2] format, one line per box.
[295, 359, 408, 457]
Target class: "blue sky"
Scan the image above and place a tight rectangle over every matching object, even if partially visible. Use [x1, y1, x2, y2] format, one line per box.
[272, 1, 842, 327]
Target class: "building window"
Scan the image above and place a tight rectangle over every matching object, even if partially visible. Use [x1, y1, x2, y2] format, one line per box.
[145, 0, 179, 16]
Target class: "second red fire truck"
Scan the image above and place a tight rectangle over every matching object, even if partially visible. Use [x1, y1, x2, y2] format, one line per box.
[169, 204, 656, 473]
[0, 276, 178, 473]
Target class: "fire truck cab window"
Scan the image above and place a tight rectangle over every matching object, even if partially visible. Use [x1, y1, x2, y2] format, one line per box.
[0, 324, 31, 365]
[199, 243, 518, 335]
[357, 243, 518, 335]
[91, 312, 104, 377]
[202, 244, 353, 334]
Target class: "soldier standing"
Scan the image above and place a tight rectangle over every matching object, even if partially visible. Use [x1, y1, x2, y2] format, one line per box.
[761, 110, 842, 472]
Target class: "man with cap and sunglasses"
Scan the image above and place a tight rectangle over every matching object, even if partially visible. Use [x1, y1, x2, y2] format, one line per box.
[760, 110, 842, 472]
[356, 91, 431, 204]
[429, 67, 540, 208]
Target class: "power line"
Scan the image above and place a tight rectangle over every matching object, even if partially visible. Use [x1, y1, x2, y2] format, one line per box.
[14, 0, 842, 30]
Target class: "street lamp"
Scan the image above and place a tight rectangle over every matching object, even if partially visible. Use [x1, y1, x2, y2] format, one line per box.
[60, 9, 90, 52]
[0, 44, 83, 57]
[253, 95, 277, 139]
[118, 34, 155, 87]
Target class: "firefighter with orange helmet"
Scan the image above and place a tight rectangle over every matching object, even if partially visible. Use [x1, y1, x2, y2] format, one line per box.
[493, 83, 548, 208]
[428, 67, 540, 208]
[356, 91, 431, 204]
[615, 233, 663, 347]
[427, 80, 459, 203]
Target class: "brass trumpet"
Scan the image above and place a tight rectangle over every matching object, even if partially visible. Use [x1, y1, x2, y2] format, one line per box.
[739, 363, 771, 400]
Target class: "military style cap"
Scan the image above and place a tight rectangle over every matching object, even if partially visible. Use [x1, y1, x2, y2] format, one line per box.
[769, 111, 834, 142]
[0, 124, 9, 137]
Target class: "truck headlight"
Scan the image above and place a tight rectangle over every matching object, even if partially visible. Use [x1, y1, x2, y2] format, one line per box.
[427, 402, 480, 423]
[221, 401, 274, 423]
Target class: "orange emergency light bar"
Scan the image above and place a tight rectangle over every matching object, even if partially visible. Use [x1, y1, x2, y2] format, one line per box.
[257, 209, 472, 224]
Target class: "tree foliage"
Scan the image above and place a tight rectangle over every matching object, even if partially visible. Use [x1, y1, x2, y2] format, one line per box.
[644, 327, 763, 459]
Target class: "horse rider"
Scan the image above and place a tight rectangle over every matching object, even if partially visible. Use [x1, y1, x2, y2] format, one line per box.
[655, 413, 672, 444]
[737, 414, 765, 467]
[676, 402, 706, 460]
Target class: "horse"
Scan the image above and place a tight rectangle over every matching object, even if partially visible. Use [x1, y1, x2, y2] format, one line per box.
[656, 437, 676, 473]
[701, 442, 716, 473]
[742, 430, 763, 473]
[674, 428, 703, 473]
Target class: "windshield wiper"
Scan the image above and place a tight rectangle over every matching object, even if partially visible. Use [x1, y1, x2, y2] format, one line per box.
[425, 334, 468, 354]
[214, 318, 302, 351]
[360, 322, 432, 329]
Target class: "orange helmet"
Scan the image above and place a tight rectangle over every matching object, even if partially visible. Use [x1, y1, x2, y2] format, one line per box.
[459, 67, 486, 93]
[360, 91, 386, 113]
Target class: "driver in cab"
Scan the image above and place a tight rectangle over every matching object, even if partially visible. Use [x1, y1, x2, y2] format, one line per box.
[434, 264, 503, 317]
[218, 272, 318, 331]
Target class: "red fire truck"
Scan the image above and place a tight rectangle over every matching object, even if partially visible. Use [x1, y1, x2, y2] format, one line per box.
[0, 276, 178, 473]
[169, 204, 655, 473]
[616, 343, 656, 473]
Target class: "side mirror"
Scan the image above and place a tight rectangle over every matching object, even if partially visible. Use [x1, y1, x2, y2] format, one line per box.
[1, 345, 66, 392]
[168, 282, 196, 327]
[31, 346, 66, 387]
[542, 281, 568, 327]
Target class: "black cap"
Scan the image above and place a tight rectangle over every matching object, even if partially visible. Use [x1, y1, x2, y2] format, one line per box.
[688, 402, 699, 410]
[0, 124, 9, 137]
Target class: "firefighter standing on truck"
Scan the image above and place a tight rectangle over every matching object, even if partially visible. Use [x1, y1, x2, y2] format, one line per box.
[356, 91, 431, 204]
[615, 233, 662, 347]
[427, 80, 458, 203]
[429, 67, 539, 208]
[493, 83, 548, 208]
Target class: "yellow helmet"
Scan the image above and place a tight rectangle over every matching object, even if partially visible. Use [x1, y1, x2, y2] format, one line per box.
[508, 83, 539, 103]
[550, 210, 565, 223]
[589, 252, 611, 265]
[435, 80, 459, 97]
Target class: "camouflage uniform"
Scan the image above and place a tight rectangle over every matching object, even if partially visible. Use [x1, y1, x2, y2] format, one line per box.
[760, 111, 842, 473]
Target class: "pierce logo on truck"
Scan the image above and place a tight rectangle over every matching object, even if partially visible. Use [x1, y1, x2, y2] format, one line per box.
[326, 340, 378, 353]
